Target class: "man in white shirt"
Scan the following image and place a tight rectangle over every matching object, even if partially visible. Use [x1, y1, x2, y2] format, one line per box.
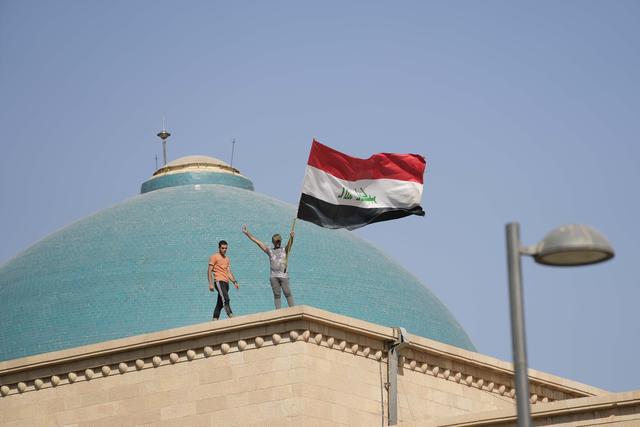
[242, 225, 295, 309]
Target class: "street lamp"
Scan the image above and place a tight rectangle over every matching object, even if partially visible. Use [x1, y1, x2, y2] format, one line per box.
[505, 223, 614, 427]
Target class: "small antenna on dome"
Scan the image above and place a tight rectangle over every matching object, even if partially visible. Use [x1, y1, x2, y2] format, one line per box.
[155, 155, 158, 171]
[156, 116, 171, 166]
[230, 138, 236, 173]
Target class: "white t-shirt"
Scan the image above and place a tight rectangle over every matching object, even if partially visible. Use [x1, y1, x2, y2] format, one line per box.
[267, 247, 288, 278]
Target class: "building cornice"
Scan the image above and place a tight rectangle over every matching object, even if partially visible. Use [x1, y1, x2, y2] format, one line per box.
[0, 306, 606, 401]
[414, 391, 640, 427]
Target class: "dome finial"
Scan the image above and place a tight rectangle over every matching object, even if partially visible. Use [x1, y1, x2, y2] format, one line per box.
[156, 116, 171, 166]
[230, 138, 236, 173]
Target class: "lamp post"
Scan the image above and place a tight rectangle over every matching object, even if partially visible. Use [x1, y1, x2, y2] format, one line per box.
[506, 223, 614, 427]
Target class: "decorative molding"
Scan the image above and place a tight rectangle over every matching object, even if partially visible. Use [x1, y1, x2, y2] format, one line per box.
[85, 368, 94, 380]
[0, 307, 594, 403]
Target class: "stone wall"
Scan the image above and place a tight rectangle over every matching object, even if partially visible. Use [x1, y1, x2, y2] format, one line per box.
[0, 306, 610, 426]
[402, 391, 640, 427]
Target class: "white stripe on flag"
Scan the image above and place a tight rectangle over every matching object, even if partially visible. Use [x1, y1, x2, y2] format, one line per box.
[301, 165, 423, 209]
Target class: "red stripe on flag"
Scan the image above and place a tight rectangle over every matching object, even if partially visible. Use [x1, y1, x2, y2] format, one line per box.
[307, 140, 425, 184]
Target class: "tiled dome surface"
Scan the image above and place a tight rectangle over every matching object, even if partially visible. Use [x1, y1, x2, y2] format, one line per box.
[0, 182, 474, 361]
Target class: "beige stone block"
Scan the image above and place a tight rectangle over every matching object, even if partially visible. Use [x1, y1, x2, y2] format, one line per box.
[160, 401, 197, 420]
[76, 416, 117, 427]
[331, 401, 350, 422]
[281, 341, 310, 357]
[333, 351, 369, 370]
[215, 377, 258, 395]
[136, 379, 167, 396]
[198, 405, 242, 425]
[419, 376, 465, 396]
[43, 396, 67, 414]
[428, 388, 451, 407]
[454, 395, 477, 412]
[51, 410, 78, 426]
[403, 395, 432, 420]
[199, 353, 232, 369]
[118, 366, 155, 386]
[51, 401, 119, 425]
[241, 358, 279, 377]
[106, 382, 144, 401]
[244, 415, 312, 427]
[303, 368, 343, 390]
[304, 398, 353, 424]
[336, 389, 381, 415]
[116, 408, 162, 426]
[223, 359, 258, 379]
[199, 366, 233, 385]
[224, 391, 249, 409]
[115, 391, 165, 414]
[291, 354, 331, 373]
[2, 402, 42, 423]
[347, 408, 385, 427]
[114, 396, 148, 414]
[361, 383, 388, 402]
[419, 400, 461, 419]
[252, 367, 306, 391]
[79, 388, 111, 408]
[305, 368, 381, 403]
[247, 384, 294, 405]
[157, 413, 211, 427]
[227, 351, 246, 366]
[243, 344, 280, 362]
[228, 357, 291, 382]
[66, 376, 110, 397]
[154, 372, 199, 392]
[270, 354, 294, 371]
[192, 381, 228, 401]
[82, 402, 121, 421]
[210, 399, 296, 425]
[0, 395, 22, 411]
[3, 418, 54, 427]
[292, 382, 335, 402]
[154, 358, 199, 377]
[196, 395, 228, 414]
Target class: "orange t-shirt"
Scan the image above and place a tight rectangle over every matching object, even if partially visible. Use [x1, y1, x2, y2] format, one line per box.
[209, 253, 231, 282]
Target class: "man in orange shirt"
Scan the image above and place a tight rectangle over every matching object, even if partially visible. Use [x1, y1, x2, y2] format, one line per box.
[208, 240, 239, 320]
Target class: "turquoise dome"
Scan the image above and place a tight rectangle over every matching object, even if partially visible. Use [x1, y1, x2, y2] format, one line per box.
[0, 156, 474, 361]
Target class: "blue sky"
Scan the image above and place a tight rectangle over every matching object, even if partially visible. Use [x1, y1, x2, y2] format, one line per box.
[1, 1, 639, 391]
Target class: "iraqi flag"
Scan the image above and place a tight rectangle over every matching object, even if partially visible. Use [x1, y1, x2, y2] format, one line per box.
[296, 140, 426, 230]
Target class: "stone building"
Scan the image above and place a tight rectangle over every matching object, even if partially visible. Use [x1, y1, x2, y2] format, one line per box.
[1, 156, 638, 426]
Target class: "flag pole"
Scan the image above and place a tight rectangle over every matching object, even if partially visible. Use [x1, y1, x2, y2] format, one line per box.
[284, 213, 297, 273]
[285, 136, 315, 272]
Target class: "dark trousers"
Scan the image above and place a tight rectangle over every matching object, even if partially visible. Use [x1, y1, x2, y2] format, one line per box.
[213, 281, 233, 319]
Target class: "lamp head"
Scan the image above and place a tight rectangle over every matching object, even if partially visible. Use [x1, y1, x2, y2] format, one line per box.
[533, 224, 614, 267]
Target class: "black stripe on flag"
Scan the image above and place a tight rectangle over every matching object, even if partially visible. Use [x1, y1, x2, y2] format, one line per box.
[297, 194, 425, 231]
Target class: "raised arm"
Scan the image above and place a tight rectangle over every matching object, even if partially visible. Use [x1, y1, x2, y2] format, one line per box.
[285, 230, 295, 254]
[242, 224, 269, 254]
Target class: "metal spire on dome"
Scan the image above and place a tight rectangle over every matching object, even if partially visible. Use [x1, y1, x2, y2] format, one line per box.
[230, 138, 236, 174]
[156, 116, 171, 166]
